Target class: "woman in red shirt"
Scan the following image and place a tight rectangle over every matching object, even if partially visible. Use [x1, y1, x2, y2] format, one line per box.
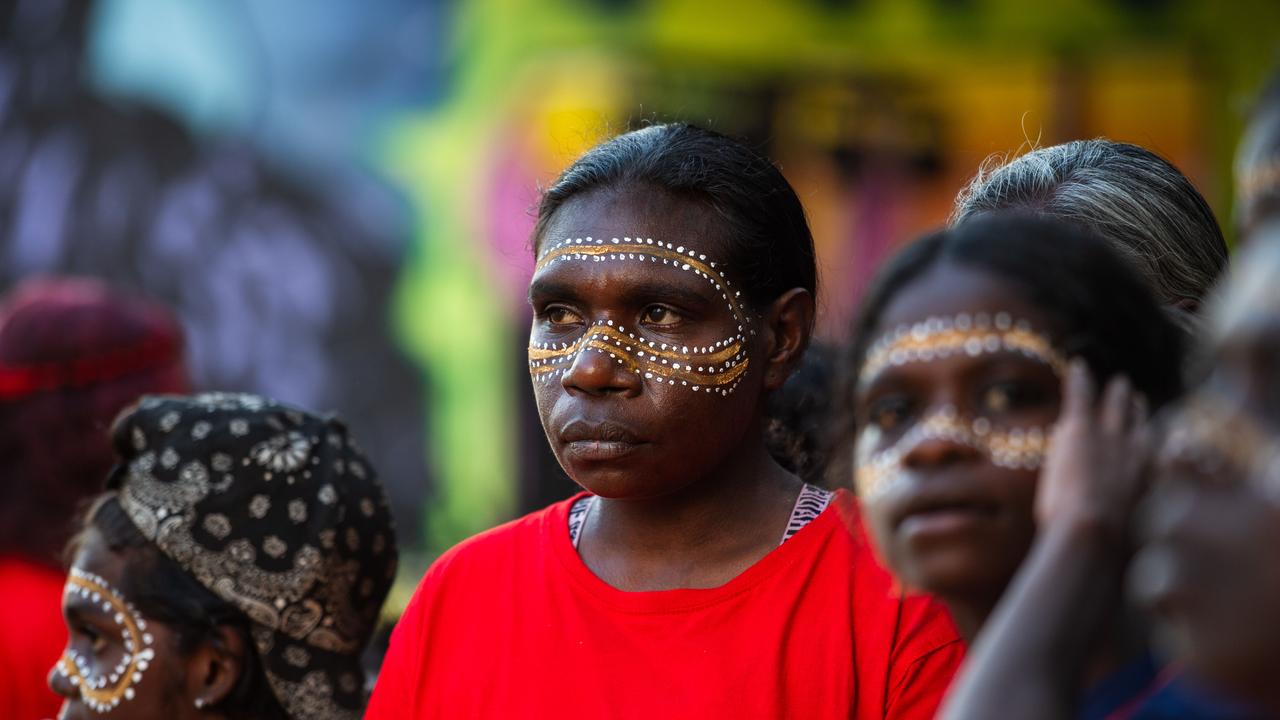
[367, 123, 962, 718]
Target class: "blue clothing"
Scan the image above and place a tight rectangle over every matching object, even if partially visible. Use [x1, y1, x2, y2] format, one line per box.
[1079, 652, 1267, 720]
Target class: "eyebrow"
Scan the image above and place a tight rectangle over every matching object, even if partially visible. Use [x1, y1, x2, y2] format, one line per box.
[527, 277, 580, 305]
[63, 596, 105, 624]
[528, 276, 716, 312]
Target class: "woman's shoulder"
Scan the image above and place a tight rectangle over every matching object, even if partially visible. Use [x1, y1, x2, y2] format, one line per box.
[420, 493, 583, 584]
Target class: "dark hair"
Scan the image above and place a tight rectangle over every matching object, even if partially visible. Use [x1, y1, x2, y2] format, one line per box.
[841, 214, 1185, 442]
[952, 139, 1227, 309]
[532, 123, 817, 313]
[766, 344, 838, 487]
[69, 494, 288, 720]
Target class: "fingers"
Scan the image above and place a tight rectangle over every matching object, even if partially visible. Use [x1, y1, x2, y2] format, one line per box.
[1061, 358, 1096, 421]
[1100, 374, 1134, 434]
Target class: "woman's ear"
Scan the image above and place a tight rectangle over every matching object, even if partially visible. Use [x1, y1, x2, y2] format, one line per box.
[185, 625, 246, 712]
[762, 287, 815, 391]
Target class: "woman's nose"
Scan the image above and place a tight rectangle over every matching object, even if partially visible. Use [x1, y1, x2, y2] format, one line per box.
[47, 655, 76, 702]
[899, 408, 983, 470]
[900, 434, 983, 469]
[561, 345, 642, 397]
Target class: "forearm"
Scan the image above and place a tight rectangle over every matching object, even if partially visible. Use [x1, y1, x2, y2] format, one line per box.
[938, 520, 1126, 720]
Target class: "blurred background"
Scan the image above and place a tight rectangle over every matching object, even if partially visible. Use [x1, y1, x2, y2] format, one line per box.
[2, 0, 1276, 591]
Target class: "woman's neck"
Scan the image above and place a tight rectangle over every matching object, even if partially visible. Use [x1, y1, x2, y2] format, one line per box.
[578, 436, 804, 592]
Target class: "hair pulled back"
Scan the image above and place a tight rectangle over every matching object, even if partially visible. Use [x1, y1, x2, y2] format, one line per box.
[533, 123, 817, 313]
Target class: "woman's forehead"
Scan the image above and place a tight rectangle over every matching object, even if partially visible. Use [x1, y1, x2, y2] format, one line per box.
[875, 262, 1054, 337]
[536, 187, 734, 262]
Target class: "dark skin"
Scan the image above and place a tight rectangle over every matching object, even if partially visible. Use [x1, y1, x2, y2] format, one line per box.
[1234, 103, 1280, 244]
[856, 262, 1152, 719]
[1135, 261, 1280, 714]
[854, 262, 1062, 639]
[528, 185, 814, 591]
[938, 363, 1149, 720]
[49, 527, 248, 720]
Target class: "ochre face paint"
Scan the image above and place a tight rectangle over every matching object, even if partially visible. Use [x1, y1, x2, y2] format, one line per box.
[55, 567, 157, 713]
[530, 237, 752, 395]
[1163, 396, 1280, 503]
[855, 405, 1052, 501]
[859, 312, 1067, 389]
[529, 320, 749, 394]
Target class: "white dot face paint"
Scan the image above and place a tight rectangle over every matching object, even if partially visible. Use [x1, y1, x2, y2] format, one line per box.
[854, 312, 1062, 501]
[529, 237, 753, 396]
[1163, 396, 1280, 505]
[858, 312, 1068, 389]
[54, 568, 157, 714]
[855, 405, 1053, 501]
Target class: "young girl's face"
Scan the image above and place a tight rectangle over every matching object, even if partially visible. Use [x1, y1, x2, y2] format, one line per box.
[853, 261, 1065, 602]
[528, 187, 772, 499]
[49, 528, 178, 719]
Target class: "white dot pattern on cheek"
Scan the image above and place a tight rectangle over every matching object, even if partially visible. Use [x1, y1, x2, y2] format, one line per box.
[529, 320, 750, 395]
[530, 237, 754, 395]
[859, 312, 1068, 389]
[854, 406, 1053, 501]
[55, 568, 157, 713]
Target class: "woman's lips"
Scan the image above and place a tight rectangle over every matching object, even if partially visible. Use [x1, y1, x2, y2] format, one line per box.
[892, 488, 999, 541]
[899, 506, 992, 539]
[564, 439, 646, 462]
[558, 419, 648, 461]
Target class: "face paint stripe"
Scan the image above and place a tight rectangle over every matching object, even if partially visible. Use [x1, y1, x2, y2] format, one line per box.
[855, 406, 1053, 501]
[529, 324, 749, 388]
[529, 325, 744, 364]
[56, 568, 156, 713]
[859, 312, 1067, 388]
[534, 237, 754, 334]
[1165, 395, 1280, 502]
[530, 236, 755, 396]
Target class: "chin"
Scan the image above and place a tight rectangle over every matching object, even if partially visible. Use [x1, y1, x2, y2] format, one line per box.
[570, 467, 695, 501]
[894, 546, 1016, 603]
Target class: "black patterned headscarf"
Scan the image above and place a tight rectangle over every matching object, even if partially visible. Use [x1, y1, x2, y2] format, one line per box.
[107, 393, 398, 719]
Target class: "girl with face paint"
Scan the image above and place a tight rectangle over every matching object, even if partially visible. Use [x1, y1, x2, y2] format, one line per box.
[48, 394, 398, 720]
[368, 123, 963, 719]
[841, 214, 1204, 719]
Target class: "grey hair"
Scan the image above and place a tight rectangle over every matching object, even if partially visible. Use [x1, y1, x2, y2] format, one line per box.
[951, 139, 1227, 309]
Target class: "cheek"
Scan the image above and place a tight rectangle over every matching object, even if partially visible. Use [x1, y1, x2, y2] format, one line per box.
[859, 494, 898, 563]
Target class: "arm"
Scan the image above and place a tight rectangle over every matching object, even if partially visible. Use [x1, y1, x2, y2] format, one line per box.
[938, 363, 1150, 720]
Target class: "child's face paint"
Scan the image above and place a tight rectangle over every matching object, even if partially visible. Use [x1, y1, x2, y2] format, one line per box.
[52, 565, 159, 716]
[855, 404, 1052, 502]
[858, 311, 1068, 389]
[530, 236, 752, 396]
[850, 263, 1064, 603]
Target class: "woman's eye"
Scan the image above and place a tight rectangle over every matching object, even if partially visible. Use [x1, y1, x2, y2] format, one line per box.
[866, 397, 913, 431]
[79, 625, 107, 654]
[980, 381, 1045, 415]
[641, 306, 680, 326]
[545, 307, 581, 325]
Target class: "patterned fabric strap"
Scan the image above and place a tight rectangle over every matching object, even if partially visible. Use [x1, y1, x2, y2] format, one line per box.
[780, 484, 833, 545]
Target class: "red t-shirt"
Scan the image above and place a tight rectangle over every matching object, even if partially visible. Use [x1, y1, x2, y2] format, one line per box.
[0, 556, 66, 720]
[367, 490, 963, 719]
